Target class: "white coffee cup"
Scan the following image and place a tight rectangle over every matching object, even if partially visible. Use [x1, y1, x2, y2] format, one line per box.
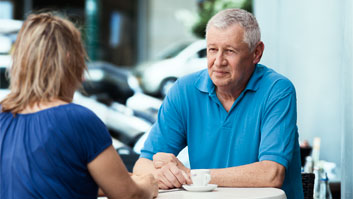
[190, 169, 211, 186]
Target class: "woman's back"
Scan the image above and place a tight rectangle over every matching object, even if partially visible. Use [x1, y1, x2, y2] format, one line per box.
[0, 103, 112, 199]
[0, 12, 157, 199]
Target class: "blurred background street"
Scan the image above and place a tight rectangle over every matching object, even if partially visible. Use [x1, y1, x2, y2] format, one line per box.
[1, 0, 353, 198]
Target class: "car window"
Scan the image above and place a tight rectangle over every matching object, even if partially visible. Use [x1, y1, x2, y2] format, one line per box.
[0, 67, 9, 89]
[0, 36, 12, 54]
[81, 67, 134, 105]
[197, 48, 207, 58]
[156, 42, 190, 60]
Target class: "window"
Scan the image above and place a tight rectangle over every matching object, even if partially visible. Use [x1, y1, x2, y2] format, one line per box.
[197, 48, 207, 58]
[0, 67, 9, 89]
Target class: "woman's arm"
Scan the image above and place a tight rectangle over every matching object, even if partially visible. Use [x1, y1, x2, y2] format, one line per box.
[88, 145, 158, 199]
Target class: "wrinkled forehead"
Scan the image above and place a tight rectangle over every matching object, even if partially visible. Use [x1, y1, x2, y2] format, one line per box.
[206, 24, 246, 44]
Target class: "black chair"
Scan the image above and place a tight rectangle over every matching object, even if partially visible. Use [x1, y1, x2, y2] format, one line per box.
[116, 146, 140, 172]
[302, 173, 315, 199]
[300, 147, 312, 167]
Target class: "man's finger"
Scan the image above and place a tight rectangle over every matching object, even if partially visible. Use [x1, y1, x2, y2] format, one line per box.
[153, 160, 165, 169]
[162, 166, 182, 188]
[170, 165, 188, 185]
[158, 179, 169, 190]
[181, 170, 192, 184]
[157, 171, 174, 188]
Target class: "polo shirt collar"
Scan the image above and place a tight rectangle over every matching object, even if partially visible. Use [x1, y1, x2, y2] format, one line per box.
[195, 64, 264, 94]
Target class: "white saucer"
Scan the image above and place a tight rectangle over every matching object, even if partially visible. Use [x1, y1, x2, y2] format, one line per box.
[182, 184, 218, 192]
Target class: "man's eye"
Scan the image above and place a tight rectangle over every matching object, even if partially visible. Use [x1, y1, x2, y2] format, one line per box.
[208, 48, 217, 52]
[226, 49, 235, 53]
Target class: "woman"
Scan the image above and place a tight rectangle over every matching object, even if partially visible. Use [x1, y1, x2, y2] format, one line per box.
[0, 13, 158, 199]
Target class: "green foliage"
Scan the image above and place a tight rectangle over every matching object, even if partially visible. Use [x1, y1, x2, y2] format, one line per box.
[192, 0, 253, 38]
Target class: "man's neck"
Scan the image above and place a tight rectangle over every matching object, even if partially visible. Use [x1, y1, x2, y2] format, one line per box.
[215, 66, 256, 112]
[216, 85, 245, 112]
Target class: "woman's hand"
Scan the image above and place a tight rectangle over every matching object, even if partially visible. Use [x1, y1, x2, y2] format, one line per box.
[131, 174, 159, 198]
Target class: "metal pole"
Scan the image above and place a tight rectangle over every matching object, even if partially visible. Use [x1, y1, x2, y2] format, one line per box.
[23, 0, 32, 17]
[137, 0, 149, 64]
[85, 0, 100, 61]
[341, 0, 353, 198]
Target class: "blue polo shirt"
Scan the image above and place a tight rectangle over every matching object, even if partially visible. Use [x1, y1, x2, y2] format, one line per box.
[141, 64, 303, 199]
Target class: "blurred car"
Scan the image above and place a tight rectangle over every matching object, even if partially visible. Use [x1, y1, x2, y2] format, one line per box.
[77, 61, 162, 144]
[1, 60, 162, 146]
[0, 58, 11, 100]
[0, 19, 22, 101]
[0, 19, 23, 34]
[0, 19, 22, 54]
[133, 129, 190, 169]
[73, 92, 152, 145]
[83, 61, 162, 121]
[134, 39, 207, 97]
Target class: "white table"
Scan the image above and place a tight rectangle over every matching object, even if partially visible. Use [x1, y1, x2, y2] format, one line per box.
[157, 187, 287, 199]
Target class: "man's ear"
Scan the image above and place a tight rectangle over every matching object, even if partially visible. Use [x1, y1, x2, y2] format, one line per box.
[253, 41, 264, 64]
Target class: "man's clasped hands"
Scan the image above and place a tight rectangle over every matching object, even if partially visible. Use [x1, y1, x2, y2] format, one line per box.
[151, 152, 193, 189]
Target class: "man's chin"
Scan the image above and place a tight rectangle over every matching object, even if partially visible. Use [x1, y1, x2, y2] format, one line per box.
[212, 79, 229, 88]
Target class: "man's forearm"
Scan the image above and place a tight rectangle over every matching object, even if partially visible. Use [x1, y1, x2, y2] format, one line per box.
[210, 160, 285, 188]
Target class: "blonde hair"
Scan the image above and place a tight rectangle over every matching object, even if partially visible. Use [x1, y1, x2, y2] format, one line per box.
[1, 13, 87, 114]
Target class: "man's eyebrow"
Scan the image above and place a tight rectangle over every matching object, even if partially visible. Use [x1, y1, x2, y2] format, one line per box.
[225, 45, 237, 49]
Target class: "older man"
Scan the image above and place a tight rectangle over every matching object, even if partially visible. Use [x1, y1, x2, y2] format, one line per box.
[133, 8, 303, 199]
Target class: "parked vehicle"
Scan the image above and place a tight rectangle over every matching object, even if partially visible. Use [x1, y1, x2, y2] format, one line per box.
[1, 61, 162, 146]
[73, 91, 151, 145]
[134, 39, 207, 97]
[0, 19, 22, 52]
[133, 129, 190, 169]
[0, 19, 22, 100]
[0, 58, 11, 100]
[0, 19, 23, 35]
[78, 61, 162, 144]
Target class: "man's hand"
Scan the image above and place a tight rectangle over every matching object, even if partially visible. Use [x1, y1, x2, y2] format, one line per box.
[153, 162, 192, 189]
[153, 152, 189, 172]
[153, 152, 177, 169]
[152, 153, 192, 189]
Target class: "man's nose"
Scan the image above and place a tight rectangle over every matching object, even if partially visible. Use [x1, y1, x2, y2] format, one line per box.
[214, 51, 226, 66]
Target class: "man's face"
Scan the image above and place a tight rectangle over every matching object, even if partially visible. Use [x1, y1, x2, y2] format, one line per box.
[207, 24, 259, 91]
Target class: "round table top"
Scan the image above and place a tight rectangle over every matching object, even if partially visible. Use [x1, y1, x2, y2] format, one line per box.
[157, 187, 287, 199]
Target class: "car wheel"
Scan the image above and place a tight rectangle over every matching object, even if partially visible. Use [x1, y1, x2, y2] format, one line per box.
[161, 78, 176, 98]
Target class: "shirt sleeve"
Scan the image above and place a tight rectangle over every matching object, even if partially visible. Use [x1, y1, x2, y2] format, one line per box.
[140, 80, 187, 160]
[258, 79, 298, 170]
[75, 108, 113, 164]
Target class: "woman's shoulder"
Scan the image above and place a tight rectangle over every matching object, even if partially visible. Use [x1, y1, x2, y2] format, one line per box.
[63, 103, 94, 114]
[21, 103, 102, 127]
[49, 103, 107, 136]
[58, 103, 100, 121]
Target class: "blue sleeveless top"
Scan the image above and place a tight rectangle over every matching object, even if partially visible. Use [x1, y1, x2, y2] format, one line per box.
[0, 103, 112, 199]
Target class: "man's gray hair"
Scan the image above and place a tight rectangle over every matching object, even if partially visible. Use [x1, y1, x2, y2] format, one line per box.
[206, 8, 261, 52]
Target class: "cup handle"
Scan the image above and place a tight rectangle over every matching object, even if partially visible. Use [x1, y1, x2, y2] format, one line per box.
[205, 174, 211, 183]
